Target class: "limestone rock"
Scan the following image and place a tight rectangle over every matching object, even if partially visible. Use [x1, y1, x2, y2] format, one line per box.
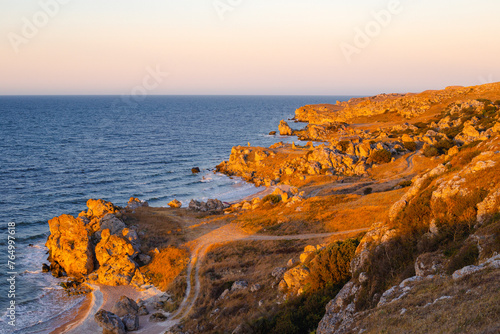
[279, 120, 293, 136]
[168, 199, 182, 208]
[317, 282, 359, 334]
[477, 189, 500, 224]
[86, 199, 118, 219]
[111, 296, 139, 317]
[271, 267, 287, 281]
[231, 280, 248, 291]
[149, 312, 168, 322]
[95, 229, 138, 285]
[98, 214, 126, 236]
[94, 309, 125, 334]
[414, 252, 446, 277]
[122, 313, 139, 331]
[250, 284, 262, 292]
[452, 254, 500, 280]
[283, 266, 310, 292]
[46, 214, 94, 277]
[126, 197, 149, 210]
[188, 199, 228, 213]
[447, 146, 459, 156]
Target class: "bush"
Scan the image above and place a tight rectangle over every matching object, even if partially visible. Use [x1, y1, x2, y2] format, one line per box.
[263, 194, 282, 205]
[423, 146, 439, 157]
[446, 243, 479, 274]
[398, 180, 412, 188]
[370, 149, 392, 164]
[403, 141, 417, 152]
[442, 126, 463, 139]
[307, 238, 360, 291]
[363, 187, 373, 195]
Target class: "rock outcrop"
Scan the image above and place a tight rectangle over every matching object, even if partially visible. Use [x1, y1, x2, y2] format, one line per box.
[46, 199, 147, 287]
[46, 214, 94, 277]
[279, 120, 293, 136]
[188, 199, 228, 213]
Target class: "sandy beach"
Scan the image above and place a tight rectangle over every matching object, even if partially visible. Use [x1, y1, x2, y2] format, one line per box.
[51, 284, 162, 334]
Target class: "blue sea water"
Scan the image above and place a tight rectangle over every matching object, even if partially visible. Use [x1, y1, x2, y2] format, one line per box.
[0, 95, 352, 333]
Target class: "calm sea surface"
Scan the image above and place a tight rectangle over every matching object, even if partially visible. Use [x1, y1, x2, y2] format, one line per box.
[0, 95, 353, 333]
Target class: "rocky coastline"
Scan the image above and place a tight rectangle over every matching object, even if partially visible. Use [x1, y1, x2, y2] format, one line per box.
[45, 82, 500, 334]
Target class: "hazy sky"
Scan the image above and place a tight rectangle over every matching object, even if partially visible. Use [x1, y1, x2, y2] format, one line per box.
[1, 0, 499, 95]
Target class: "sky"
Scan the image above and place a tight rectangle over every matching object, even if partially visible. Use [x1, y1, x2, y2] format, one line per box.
[1, 0, 499, 95]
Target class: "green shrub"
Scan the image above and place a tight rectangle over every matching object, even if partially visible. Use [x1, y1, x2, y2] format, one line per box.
[423, 146, 439, 157]
[443, 126, 463, 139]
[403, 141, 417, 152]
[263, 194, 282, 205]
[434, 138, 455, 155]
[307, 238, 360, 291]
[446, 243, 479, 274]
[370, 149, 392, 164]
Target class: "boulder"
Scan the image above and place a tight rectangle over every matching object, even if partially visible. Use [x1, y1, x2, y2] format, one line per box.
[94, 309, 125, 334]
[122, 313, 139, 331]
[98, 214, 126, 236]
[271, 267, 287, 281]
[168, 199, 182, 208]
[111, 296, 139, 317]
[317, 282, 359, 334]
[231, 280, 248, 291]
[269, 131, 277, 135]
[191, 167, 201, 174]
[188, 199, 227, 213]
[414, 252, 446, 277]
[282, 266, 310, 292]
[46, 214, 94, 277]
[279, 120, 293, 136]
[126, 197, 148, 210]
[86, 199, 118, 219]
[447, 146, 459, 156]
[95, 229, 138, 285]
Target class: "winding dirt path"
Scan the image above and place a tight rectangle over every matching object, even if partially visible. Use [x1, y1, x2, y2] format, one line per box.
[159, 225, 370, 331]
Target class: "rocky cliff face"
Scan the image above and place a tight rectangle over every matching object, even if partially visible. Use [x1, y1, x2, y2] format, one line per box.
[316, 137, 500, 333]
[46, 214, 95, 277]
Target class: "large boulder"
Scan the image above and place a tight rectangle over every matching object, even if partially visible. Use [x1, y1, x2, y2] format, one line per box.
[95, 229, 138, 285]
[188, 199, 227, 213]
[98, 214, 126, 236]
[111, 296, 139, 317]
[46, 214, 94, 277]
[86, 199, 118, 218]
[94, 309, 125, 334]
[122, 313, 139, 331]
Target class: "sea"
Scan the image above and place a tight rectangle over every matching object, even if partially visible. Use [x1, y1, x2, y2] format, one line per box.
[0, 95, 352, 333]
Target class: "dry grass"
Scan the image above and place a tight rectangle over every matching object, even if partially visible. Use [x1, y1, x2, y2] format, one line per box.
[142, 246, 189, 291]
[234, 188, 404, 236]
[354, 268, 500, 334]
[183, 239, 310, 333]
